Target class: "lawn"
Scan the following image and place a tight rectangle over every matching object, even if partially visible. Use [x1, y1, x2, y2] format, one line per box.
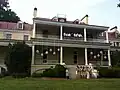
[0, 78, 120, 90]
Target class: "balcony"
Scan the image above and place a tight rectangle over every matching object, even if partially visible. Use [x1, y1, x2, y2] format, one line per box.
[35, 34, 107, 43]
[32, 34, 110, 49]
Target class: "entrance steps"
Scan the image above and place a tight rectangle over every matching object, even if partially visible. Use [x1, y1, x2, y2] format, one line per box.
[66, 65, 77, 79]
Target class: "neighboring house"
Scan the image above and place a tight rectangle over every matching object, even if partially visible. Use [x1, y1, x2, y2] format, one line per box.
[0, 21, 32, 41]
[30, 8, 120, 74]
[0, 21, 32, 67]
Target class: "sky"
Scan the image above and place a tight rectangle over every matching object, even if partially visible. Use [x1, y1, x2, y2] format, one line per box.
[9, 0, 120, 28]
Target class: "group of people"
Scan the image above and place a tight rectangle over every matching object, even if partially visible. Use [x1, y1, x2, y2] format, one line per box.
[65, 63, 99, 79]
[76, 64, 99, 79]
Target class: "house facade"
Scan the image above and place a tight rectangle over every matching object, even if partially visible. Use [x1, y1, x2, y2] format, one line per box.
[0, 8, 120, 76]
[31, 8, 120, 74]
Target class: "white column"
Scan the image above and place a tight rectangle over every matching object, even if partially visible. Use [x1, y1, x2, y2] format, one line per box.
[85, 48, 88, 65]
[84, 28, 87, 42]
[32, 22, 36, 38]
[108, 49, 111, 66]
[60, 25, 63, 64]
[60, 47, 63, 64]
[106, 31, 109, 43]
[60, 25, 63, 40]
[32, 45, 35, 65]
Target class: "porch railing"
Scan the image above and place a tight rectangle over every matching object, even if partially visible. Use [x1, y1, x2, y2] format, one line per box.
[89, 61, 108, 66]
[35, 60, 59, 65]
[35, 34, 108, 44]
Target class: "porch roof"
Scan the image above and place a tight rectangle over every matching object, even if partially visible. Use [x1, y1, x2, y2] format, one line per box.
[33, 17, 109, 31]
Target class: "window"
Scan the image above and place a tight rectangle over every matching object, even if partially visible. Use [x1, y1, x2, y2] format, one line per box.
[6, 34, 12, 39]
[19, 23, 22, 29]
[24, 35, 29, 40]
[17, 21, 23, 29]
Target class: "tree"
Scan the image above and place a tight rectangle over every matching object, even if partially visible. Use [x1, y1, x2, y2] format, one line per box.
[0, 0, 20, 23]
[118, 0, 120, 7]
[111, 51, 120, 67]
[0, 0, 9, 10]
[4, 42, 32, 77]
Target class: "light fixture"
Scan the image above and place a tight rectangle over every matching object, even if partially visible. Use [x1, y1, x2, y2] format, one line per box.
[100, 51, 103, 54]
[41, 53, 43, 56]
[49, 48, 52, 52]
[97, 54, 100, 57]
[53, 52, 56, 55]
[45, 51, 48, 54]
[36, 50, 39, 53]
[90, 52, 93, 55]
[57, 48, 60, 51]
[94, 55, 96, 59]
[104, 56, 107, 59]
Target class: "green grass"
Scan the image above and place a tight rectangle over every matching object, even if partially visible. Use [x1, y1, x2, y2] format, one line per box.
[0, 78, 120, 90]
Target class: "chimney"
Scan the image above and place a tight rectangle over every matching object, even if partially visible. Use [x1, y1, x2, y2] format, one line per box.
[33, 7, 37, 18]
[85, 15, 88, 24]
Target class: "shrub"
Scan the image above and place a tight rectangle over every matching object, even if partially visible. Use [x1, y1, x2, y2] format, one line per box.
[53, 64, 66, 78]
[32, 64, 66, 78]
[98, 67, 120, 78]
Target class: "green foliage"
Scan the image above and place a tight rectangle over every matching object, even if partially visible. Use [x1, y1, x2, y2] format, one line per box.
[98, 67, 120, 78]
[0, 0, 20, 22]
[0, 0, 9, 10]
[4, 42, 32, 77]
[111, 51, 120, 67]
[32, 64, 66, 78]
[53, 64, 66, 78]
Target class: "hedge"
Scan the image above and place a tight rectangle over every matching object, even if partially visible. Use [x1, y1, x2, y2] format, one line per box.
[98, 67, 120, 78]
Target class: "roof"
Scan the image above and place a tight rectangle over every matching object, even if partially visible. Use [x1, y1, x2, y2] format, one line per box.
[33, 17, 109, 30]
[0, 21, 32, 31]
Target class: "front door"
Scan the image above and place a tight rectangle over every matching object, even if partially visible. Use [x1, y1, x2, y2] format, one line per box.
[73, 50, 78, 64]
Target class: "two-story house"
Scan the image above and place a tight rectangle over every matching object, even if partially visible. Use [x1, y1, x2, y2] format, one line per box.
[31, 8, 120, 74]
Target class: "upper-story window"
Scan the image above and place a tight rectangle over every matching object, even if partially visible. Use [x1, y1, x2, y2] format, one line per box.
[6, 33, 12, 39]
[17, 21, 24, 30]
[24, 35, 29, 40]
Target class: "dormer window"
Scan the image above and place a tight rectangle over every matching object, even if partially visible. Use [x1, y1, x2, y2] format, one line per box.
[17, 21, 24, 30]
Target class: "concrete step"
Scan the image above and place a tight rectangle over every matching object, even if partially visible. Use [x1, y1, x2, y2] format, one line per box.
[66, 65, 77, 79]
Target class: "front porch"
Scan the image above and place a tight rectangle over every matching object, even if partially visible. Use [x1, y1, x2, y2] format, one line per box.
[32, 45, 111, 66]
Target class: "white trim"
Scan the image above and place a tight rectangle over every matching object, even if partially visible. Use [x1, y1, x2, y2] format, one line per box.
[32, 45, 35, 65]
[60, 25, 63, 40]
[0, 29, 32, 33]
[105, 31, 109, 43]
[60, 46, 63, 64]
[34, 19, 109, 30]
[32, 22, 36, 38]
[108, 49, 111, 66]
[84, 28, 87, 42]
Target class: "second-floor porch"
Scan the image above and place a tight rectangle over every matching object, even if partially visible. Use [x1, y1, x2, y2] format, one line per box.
[34, 22, 108, 44]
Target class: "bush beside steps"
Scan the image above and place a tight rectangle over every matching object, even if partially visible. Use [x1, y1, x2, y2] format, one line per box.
[32, 64, 66, 78]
